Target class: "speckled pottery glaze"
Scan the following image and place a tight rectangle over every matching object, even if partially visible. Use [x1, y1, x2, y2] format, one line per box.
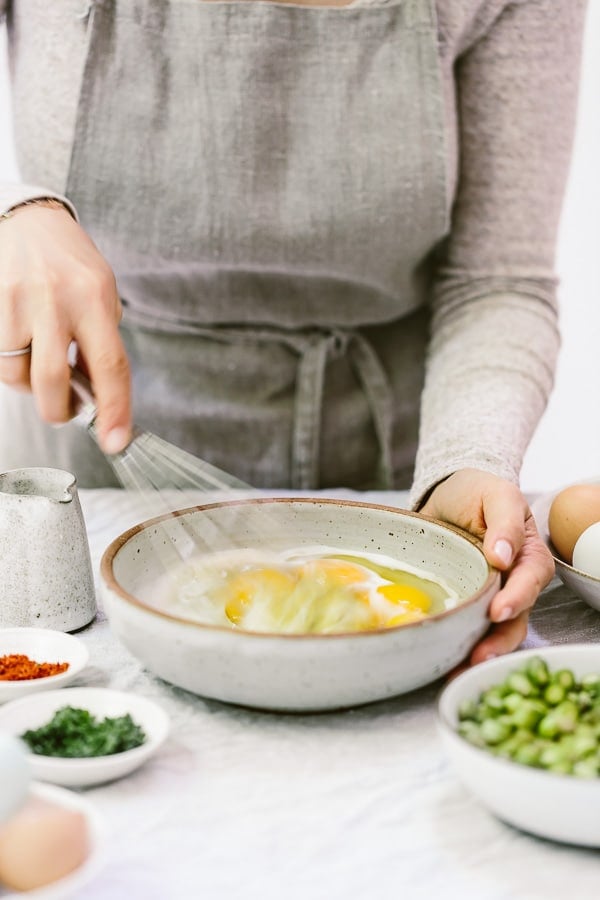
[0, 468, 96, 631]
[101, 499, 500, 711]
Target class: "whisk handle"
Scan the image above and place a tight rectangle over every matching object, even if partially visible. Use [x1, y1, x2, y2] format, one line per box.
[70, 368, 98, 428]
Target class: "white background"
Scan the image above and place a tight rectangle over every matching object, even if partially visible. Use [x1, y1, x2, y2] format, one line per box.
[1, 4, 599, 494]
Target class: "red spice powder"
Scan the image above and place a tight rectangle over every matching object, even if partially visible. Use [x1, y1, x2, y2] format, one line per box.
[0, 654, 70, 681]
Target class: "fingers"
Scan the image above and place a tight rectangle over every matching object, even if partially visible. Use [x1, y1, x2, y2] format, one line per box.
[469, 610, 530, 665]
[29, 308, 73, 423]
[422, 469, 555, 671]
[480, 481, 529, 571]
[0, 280, 32, 391]
[488, 520, 554, 621]
[76, 317, 132, 454]
[0, 352, 32, 392]
[0, 207, 131, 451]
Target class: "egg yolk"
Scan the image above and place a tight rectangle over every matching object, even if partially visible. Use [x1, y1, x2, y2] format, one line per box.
[224, 568, 297, 624]
[301, 558, 370, 585]
[376, 583, 431, 612]
[218, 556, 436, 633]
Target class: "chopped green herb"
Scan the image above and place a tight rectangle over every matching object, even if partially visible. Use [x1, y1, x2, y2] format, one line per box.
[21, 706, 146, 758]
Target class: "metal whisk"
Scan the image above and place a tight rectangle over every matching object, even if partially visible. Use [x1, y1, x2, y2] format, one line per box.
[70, 369, 250, 495]
[70, 369, 263, 565]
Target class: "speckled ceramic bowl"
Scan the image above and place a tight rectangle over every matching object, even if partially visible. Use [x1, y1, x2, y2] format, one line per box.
[100, 498, 500, 711]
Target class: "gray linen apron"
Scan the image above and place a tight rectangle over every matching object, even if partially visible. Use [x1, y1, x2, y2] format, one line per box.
[4, 0, 448, 489]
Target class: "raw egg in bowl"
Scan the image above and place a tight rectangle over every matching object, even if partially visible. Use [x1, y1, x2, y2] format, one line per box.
[100, 498, 500, 711]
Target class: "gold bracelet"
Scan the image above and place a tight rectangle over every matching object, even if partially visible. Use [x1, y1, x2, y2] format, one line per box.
[0, 198, 70, 221]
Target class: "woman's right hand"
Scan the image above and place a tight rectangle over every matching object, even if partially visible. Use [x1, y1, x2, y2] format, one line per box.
[0, 202, 132, 453]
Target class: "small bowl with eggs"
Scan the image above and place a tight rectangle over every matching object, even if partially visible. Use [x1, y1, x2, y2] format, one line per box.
[100, 498, 501, 711]
[0, 734, 104, 898]
[531, 479, 600, 612]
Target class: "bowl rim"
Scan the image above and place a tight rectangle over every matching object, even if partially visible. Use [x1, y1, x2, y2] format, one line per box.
[0, 629, 89, 692]
[100, 496, 500, 640]
[555, 554, 600, 584]
[437, 643, 600, 785]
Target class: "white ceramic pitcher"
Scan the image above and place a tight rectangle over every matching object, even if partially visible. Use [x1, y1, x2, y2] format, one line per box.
[0, 468, 96, 631]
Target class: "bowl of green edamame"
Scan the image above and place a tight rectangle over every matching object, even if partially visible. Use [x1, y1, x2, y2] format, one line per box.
[438, 645, 600, 847]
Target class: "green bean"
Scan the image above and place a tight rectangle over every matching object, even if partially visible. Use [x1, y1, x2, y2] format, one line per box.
[511, 699, 546, 730]
[573, 757, 600, 778]
[458, 720, 487, 749]
[540, 744, 570, 768]
[526, 656, 550, 687]
[581, 673, 600, 695]
[573, 690, 593, 710]
[537, 713, 561, 739]
[548, 760, 573, 775]
[494, 730, 532, 759]
[506, 671, 538, 697]
[543, 682, 565, 706]
[458, 698, 479, 721]
[570, 732, 597, 760]
[513, 742, 543, 767]
[503, 692, 525, 714]
[481, 687, 505, 711]
[455, 661, 600, 778]
[554, 669, 576, 691]
[480, 718, 513, 745]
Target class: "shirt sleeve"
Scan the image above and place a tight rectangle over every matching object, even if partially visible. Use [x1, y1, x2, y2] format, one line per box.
[0, 10, 78, 218]
[409, 0, 588, 508]
[0, 183, 78, 219]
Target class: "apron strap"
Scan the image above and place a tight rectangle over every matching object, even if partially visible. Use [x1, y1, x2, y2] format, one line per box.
[347, 332, 395, 490]
[290, 329, 395, 491]
[291, 332, 337, 490]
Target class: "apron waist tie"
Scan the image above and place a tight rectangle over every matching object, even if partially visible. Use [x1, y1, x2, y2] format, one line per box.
[121, 318, 395, 491]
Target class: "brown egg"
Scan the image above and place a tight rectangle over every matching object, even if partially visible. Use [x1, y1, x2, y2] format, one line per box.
[548, 483, 600, 564]
[0, 796, 90, 892]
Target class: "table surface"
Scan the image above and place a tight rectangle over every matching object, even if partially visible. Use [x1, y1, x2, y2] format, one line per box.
[41, 489, 600, 899]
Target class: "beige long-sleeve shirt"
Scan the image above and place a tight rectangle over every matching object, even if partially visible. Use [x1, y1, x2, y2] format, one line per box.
[0, 0, 588, 503]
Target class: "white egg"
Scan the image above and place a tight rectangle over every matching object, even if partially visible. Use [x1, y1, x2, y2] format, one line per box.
[572, 521, 600, 579]
[0, 734, 31, 825]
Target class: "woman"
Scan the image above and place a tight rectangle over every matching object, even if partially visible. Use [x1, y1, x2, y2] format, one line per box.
[0, 0, 588, 661]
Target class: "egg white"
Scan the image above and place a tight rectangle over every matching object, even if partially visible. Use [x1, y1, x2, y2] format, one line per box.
[161, 544, 458, 632]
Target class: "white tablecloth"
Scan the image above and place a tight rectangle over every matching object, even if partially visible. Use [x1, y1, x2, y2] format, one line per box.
[58, 490, 600, 899]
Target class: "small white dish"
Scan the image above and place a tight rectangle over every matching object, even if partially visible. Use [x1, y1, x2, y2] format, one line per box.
[0, 781, 105, 900]
[0, 687, 169, 788]
[438, 644, 600, 847]
[0, 629, 89, 705]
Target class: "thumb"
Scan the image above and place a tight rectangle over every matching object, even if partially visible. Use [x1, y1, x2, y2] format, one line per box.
[481, 484, 528, 571]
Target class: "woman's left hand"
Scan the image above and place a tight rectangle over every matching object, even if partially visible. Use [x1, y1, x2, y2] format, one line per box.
[418, 468, 555, 665]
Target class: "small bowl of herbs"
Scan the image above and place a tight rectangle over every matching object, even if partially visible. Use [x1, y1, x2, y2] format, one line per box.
[0, 687, 169, 787]
[438, 645, 600, 847]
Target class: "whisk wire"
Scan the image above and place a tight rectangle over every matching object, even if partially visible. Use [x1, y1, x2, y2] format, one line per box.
[72, 369, 284, 573]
